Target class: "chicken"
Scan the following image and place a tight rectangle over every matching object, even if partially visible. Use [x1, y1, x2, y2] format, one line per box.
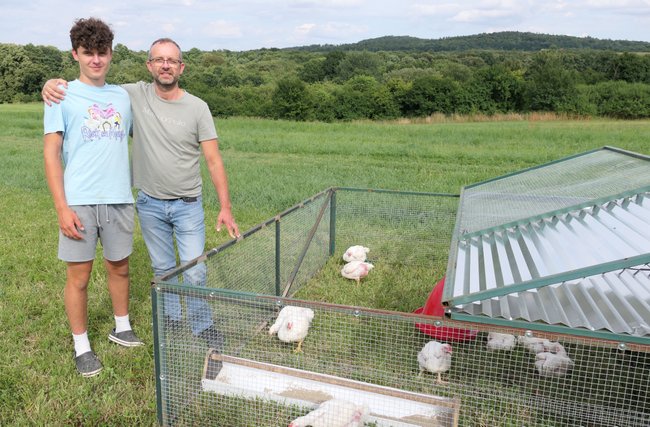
[542, 341, 567, 355]
[269, 305, 315, 353]
[533, 340, 574, 377]
[342, 245, 370, 262]
[517, 335, 551, 354]
[486, 332, 516, 351]
[340, 261, 374, 285]
[535, 351, 575, 377]
[417, 340, 452, 384]
[289, 399, 369, 427]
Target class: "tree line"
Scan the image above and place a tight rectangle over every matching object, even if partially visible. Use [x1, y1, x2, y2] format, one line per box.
[2, 33, 650, 120]
[292, 32, 650, 53]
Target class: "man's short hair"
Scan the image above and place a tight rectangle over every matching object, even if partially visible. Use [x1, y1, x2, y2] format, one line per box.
[69, 17, 114, 53]
[149, 38, 183, 62]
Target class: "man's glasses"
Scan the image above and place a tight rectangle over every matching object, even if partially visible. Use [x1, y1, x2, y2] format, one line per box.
[149, 57, 182, 66]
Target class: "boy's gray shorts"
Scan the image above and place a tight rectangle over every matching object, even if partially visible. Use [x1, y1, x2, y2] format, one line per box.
[58, 204, 134, 262]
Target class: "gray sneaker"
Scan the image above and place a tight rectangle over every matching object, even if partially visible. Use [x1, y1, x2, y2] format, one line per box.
[109, 328, 144, 347]
[74, 351, 102, 377]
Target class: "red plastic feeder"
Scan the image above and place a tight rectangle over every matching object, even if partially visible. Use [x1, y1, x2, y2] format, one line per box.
[414, 277, 478, 342]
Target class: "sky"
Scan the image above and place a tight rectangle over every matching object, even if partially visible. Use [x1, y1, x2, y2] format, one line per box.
[1, 0, 649, 52]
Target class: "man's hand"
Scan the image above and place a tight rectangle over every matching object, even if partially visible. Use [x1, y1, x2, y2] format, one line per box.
[42, 79, 69, 106]
[216, 208, 240, 239]
[57, 206, 84, 240]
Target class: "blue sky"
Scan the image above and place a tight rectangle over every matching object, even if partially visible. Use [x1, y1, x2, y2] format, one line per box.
[1, 0, 649, 52]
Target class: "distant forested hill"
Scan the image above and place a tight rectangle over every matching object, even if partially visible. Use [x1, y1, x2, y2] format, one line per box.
[3, 30, 650, 120]
[288, 31, 650, 52]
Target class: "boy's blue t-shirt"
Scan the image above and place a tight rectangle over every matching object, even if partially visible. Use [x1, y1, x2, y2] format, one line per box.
[44, 79, 133, 206]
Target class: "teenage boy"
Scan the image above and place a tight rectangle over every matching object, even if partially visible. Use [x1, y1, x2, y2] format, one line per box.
[43, 17, 143, 378]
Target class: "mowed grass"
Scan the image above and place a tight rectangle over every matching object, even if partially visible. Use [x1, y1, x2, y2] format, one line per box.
[1, 102, 649, 425]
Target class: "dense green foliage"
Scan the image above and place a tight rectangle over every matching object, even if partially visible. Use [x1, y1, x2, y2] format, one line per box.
[291, 32, 650, 52]
[2, 32, 650, 119]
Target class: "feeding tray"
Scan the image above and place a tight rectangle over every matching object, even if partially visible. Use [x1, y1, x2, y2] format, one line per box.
[202, 353, 460, 427]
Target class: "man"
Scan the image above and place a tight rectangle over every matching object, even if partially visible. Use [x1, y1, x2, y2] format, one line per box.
[44, 38, 240, 356]
[126, 38, 239, 355]
[43, 17, 143, 378]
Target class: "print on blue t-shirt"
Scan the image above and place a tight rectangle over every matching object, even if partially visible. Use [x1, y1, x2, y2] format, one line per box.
[81, 103, 127, 142]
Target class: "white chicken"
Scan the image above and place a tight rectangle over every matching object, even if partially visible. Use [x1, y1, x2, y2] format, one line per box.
[342, 245, 370, 262]
[340, 261, 374, 285]
[486, 332, 516, 351]
[542, 341, 567, 355]
[533, 340, 574, 377]
[535, 351, 575, 377]
[517, 335, 551, 354]
[269, 305, 315, 353]
[417, 340, 452, 384]
[288, 399, 369, 427]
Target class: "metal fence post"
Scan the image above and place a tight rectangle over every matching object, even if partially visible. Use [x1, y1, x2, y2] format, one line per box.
[275, 218, 281, 296]
[329, 188, 337, 257]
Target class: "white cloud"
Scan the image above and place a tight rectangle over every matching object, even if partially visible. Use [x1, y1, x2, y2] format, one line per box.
[294, 21, 366, 40]
[452, 9, 517, 23]
[289, 0, 365, 8]
[203, 20, 243, 38]
[410, 3, 460, 16]
[162, 23, 176, 33]
[295, 23, 317, 35]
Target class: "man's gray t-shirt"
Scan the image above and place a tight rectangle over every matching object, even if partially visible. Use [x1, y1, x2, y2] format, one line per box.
[123, 82, 217, 199]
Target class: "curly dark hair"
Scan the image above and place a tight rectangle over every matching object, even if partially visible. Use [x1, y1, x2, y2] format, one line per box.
[69, 18, 114, 53]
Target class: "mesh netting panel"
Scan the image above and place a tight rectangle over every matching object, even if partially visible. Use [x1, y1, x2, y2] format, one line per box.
[194, 191, 332, 296]
[458, 148, 650, 235]
[167, 189, 459, 300]
[276, 194, 332, 297]
[332, 190, 459, 269]
[153, 287, 650, 426]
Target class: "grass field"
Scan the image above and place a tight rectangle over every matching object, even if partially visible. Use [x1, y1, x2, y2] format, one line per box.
[1, 102, 649, 425]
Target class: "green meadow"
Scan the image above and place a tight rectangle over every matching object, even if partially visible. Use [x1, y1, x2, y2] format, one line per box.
[1, 102, 648, 425]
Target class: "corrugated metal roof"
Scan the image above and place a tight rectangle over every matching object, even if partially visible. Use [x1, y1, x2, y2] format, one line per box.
[444, 147, 650, 340]
[457, 265, 650, 337]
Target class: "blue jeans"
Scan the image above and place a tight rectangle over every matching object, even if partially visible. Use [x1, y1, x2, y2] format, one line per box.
[136, 190, 212, 335]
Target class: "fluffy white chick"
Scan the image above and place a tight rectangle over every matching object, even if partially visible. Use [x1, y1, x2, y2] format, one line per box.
[535, 351, 575, 377]
[341, 261, 374, 285]
[417, 340, 452, 384]
[269, 305, 315, 353]
[517, 335, 551, 354]
[486, 332, 516, 351]
[288, 399, 369, 427]
[342, 245, 370, 262]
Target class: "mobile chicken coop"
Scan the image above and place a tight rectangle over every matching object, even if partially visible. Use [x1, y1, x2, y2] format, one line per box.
[152, 146, 649, 426]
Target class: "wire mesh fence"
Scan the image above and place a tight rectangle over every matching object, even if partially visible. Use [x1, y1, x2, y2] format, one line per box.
[165, 188, 459, 309]
[152, 288, 649, 426]
[152, 187, 649, 426]
[455, 147, 650, 236]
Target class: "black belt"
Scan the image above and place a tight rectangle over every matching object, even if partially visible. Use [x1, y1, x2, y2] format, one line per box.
[142, 192, 198, 203]
[176, 196, 198, 203]
[154, 196, 198, 203]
